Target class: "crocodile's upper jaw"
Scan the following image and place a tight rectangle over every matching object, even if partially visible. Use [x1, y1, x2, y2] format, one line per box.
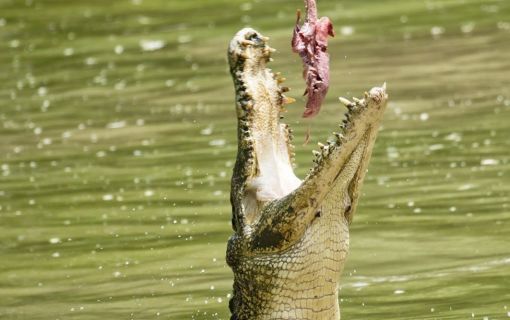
[229, 28, 302, 227]
[230, 34, 301, 202]
[227, 28, 388, 319]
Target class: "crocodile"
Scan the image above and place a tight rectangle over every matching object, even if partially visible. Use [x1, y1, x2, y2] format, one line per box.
[226, 28, 388, 320]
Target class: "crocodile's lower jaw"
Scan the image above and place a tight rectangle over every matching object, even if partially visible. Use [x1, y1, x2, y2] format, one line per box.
[227, 28, 388, 320]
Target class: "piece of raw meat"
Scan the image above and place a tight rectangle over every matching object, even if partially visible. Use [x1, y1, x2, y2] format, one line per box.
[292, 0, 335, 118]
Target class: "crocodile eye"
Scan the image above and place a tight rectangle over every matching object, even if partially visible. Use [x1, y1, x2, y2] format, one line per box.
[247, 33, 263, 46]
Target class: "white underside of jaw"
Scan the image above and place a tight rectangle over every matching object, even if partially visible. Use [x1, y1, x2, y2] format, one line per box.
[249, 125, 301, 202]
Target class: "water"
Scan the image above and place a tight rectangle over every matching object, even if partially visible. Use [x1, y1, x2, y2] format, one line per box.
[1, 0, 509, 319]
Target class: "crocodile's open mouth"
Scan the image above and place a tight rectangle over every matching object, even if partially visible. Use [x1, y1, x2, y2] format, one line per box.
[228, 28, 388, 227]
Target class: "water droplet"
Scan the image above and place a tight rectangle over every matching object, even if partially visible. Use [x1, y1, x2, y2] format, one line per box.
[481, 159, 499, 166]
[114, 45, 124, 54]
[428, 144, 444, 151]
[340, 26, 355, 36]
[106, 121, 126, 129]
[444, 132, 462, 143]
[37, 87, 47, 96]
[139, 39, 165, 51]
[498, 22, 510, 30]
[178, 35, 192, 44]
[430, 26, 444, 37]
[461, 22, 475, 34]
[85, 57, 97, 65]
[209, 139, 226, 147]
[9, 39, 20, 48]
[63, 48, 74, 56]
[200, 126, 213, 136]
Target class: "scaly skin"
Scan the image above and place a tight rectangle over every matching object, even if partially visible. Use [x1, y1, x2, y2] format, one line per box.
[227, 28, 388, 320]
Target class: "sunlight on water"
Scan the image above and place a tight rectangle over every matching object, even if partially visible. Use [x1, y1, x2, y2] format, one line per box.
[0, 0, 509, 319]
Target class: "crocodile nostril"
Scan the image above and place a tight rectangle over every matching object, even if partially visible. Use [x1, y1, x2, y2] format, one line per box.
[315, 210, 321, 218]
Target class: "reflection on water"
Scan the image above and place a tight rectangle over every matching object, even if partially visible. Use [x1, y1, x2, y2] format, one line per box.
[0, 0, 509, 319]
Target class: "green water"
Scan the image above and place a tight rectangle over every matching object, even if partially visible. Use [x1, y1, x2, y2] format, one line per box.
[1, 0, 509, 319]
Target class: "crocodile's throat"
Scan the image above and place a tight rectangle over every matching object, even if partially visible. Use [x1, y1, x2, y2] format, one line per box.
[227, 28, 388, 320]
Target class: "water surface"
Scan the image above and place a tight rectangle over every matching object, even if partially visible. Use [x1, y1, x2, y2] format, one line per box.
[1, 0, 509, 319]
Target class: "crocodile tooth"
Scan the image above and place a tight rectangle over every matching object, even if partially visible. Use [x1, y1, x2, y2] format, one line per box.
[364, 91, 369, 99]
[339, 97, 352, 107]
[317, 142, 325, 149]
[263, 48, 274, 56]
[282, 96, 296, 105]
[352, 97, 361, 104]
[382, 82, 387, 90]
[275, 73, 286, 83]
[261, 36, 270, 41]
[333, 132, 344, 139]
[239, 100, 252, 109]
[241, 39, 256, 46]
[244, 101, 253, 110]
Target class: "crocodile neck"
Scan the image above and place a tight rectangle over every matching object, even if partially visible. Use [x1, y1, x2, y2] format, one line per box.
[226, 28, 388, 320]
